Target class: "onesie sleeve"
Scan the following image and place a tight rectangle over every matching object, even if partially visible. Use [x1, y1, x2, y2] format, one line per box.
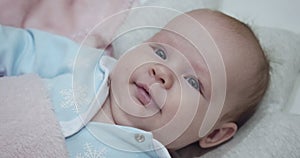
[0, 24, 31, 76]
[0, 24, 80, 78]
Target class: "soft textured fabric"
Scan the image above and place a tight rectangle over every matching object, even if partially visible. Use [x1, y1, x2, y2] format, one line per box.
[0, 74, 68, 158]
[0, 0, 138, 48]
[0, 25, 170, 158]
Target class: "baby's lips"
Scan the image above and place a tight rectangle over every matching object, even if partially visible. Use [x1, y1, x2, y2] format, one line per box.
[149, 83, 167, 109]
[136, 85, 151, 105]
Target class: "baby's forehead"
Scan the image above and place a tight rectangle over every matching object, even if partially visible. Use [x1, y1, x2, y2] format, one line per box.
[150, 29, 210, 71]
[149, 29, 196, 51]
[148, 29, 176, 44]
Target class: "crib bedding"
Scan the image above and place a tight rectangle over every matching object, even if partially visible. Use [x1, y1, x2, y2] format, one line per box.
[0, 74, 68, 157]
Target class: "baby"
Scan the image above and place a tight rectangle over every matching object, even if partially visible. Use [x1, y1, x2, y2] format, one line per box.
[0, 9, 269, 157]
[97, 8, 269, 149]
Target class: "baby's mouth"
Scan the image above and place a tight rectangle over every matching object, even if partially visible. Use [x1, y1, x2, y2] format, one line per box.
[134, 82, 151, 106]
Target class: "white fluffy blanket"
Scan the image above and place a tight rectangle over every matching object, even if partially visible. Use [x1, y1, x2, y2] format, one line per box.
[0, 74, 67, 157]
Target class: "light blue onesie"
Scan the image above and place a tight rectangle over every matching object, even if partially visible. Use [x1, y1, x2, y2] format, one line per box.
[0, 25, 170, 158]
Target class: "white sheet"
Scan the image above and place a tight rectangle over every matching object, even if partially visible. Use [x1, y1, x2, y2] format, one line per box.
[287, 73, 300, 115]
[219, 0, 300, 34]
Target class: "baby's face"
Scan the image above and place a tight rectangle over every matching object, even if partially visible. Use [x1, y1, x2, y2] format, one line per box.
[109, 10, 254, 149]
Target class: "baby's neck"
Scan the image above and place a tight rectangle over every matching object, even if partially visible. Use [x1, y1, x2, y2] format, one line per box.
[91, 97, 115, 124]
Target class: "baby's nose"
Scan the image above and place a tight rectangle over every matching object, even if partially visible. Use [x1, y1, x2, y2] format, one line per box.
[149, 65, 174, 89]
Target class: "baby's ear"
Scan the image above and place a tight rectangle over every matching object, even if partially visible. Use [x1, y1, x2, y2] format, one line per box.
[199, 122, 238, 148]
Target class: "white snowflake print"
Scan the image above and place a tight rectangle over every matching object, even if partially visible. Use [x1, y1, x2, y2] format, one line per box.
[76, 143, 107, 158]
[59, 85, 89, 113]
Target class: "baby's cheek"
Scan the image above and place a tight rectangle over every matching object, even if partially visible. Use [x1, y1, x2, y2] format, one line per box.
[163, 88, 181, 115]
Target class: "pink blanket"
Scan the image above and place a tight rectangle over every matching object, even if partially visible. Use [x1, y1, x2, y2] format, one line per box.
[0, 74, 68, 157]
[0, 0, 137, 48]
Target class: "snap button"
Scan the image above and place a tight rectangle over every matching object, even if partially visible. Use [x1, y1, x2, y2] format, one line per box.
[134, 133, 145, 143]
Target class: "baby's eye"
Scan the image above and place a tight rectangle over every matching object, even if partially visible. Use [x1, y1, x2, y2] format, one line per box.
[155, 48, 167, 60]
[184, 76, 201, 92]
